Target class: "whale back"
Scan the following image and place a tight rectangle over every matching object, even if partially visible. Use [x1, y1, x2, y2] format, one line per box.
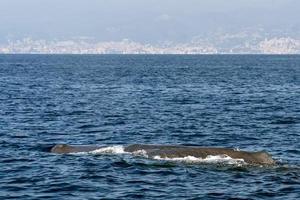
[50, 144, 275, 165]
[125, 144, 276, 165]
[250, 151, 276, 165]
[50, 144, 100, 154]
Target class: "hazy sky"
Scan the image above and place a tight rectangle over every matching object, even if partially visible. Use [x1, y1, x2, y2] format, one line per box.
[0, 0, 299, 43]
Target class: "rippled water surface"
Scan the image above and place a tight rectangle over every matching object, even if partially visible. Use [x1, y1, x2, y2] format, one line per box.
[0, 55, 299, 199]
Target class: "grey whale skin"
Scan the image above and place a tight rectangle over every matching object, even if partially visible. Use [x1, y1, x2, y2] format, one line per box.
[51, 144, 276, 165]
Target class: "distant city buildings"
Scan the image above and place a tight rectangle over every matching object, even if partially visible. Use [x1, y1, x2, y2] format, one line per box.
[259, 37, 300, 54]
[0, 36, 300, 54]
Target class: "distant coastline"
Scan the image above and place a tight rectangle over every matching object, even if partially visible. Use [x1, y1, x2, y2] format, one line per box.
[1, 37, 300, 55]
[1, 53, 300, 56]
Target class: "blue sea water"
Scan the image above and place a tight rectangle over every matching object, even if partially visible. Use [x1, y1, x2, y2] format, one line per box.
[0, 54, 299, 199]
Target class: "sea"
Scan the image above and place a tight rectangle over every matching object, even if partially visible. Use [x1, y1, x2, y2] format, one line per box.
[0, 54, 299, 199]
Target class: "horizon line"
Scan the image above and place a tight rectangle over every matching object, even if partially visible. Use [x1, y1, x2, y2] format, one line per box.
[1, 53, 300, 56]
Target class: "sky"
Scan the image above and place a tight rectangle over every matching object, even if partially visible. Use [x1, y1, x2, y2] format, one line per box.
[0, 0, 299, 44]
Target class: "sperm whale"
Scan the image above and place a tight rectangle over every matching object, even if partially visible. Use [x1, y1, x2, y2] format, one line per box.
[50, 144, 276, 165]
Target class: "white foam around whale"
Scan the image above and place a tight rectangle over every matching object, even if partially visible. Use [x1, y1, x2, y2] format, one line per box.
[153, 155, 246, 165]
[131, 149, 149, 157]
[89, 145, 126, 154]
